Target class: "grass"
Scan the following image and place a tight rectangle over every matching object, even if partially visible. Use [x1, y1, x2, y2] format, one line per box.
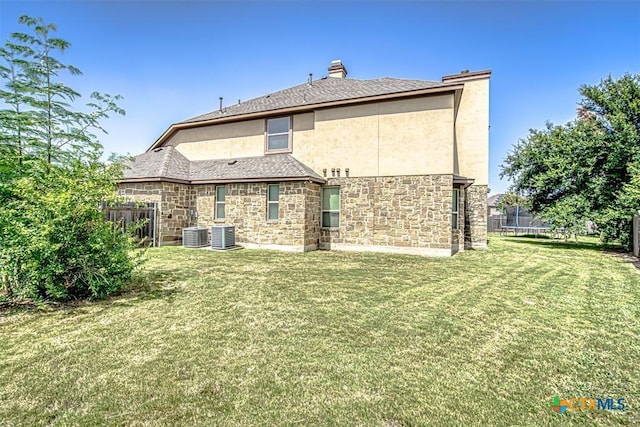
[1, 234, 638, 426]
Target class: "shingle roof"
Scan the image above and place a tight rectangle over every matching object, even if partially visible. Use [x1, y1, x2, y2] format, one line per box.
[122, 146, 325, 184]
[181, 77, 454, 124]
[122, 145, 191, 181]
[487, 193, 505, 207]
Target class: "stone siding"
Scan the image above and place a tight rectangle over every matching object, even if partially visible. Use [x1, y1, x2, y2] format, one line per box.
[221, 182, 308, 248]
[161, 183, 192, 244]
[119, 175, 468, 255]
[303, 182, 322, 250]
[118, 182, 192, 245]
[320, 175, 455, 255]
[464, 184, 488, 249]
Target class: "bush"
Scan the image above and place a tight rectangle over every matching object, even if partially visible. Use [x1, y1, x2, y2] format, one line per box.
[0, 161, 141, 302]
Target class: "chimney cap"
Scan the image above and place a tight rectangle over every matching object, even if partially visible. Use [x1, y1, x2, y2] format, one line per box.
[328, 59, 348, 78]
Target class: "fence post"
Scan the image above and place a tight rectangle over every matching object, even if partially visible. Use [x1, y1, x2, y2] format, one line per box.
[634, 212, 639, 257]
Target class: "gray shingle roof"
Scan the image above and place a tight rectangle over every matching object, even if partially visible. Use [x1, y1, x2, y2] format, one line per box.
[122, 146, 325, 184]
[181, 76, 453, 124]
[122, 146, 191, 181]
[487, 193, 505, 207]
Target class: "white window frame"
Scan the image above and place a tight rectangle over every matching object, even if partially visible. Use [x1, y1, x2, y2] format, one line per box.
[215, 185, 225, 220]
[267, 184, 279, 221]
[322, 187, 340, 228]
[266, 116, 292, 153]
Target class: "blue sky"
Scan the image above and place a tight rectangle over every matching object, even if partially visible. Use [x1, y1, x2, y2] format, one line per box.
[1, 0, 639, 194]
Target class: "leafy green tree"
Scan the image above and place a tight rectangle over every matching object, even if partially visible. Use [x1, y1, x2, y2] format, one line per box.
[501, 74, 640, 249]
[1, 16, 124, 168]
[0, 15, 139, 303]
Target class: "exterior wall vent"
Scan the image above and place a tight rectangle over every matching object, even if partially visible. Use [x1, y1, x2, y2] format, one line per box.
[182, 227, 208, 248]
[211, 225, 236, 249]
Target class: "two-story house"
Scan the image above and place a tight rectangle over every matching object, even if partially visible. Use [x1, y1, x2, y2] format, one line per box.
[120, 60, 490, 256]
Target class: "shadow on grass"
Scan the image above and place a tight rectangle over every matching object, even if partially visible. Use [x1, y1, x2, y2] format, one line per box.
[0, 265, 185, 317]
[503, 235, 624, 253]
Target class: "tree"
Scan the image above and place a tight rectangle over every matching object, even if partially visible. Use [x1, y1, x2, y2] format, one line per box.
[0, 15, 139, 303]
[501, 74, 640, 249]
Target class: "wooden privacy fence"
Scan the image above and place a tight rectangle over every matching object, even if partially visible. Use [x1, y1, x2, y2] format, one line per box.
[103, 202, 157, 247]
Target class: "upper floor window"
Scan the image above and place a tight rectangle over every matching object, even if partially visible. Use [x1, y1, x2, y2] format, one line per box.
[266, 117, 291, 152]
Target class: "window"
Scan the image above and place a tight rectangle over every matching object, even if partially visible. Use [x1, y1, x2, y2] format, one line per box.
[216, 185, 225, 219]
[266, 117, 291, 152]
[322, 187, 340, 228]
[267, 184, 279, 220]
[452, 188, 459, 230]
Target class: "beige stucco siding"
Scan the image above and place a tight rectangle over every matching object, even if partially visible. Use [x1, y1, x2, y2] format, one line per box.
[165, 93, 462, 178]
[454, 78, 489, 185]
[377, 100, 453, 176]
[294, 105, 380, 177]
[168, 119, 265, 160]
[293, 96, 454, 177]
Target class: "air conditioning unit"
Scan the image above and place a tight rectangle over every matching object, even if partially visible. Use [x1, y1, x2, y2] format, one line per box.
[182, 227, 208, 248]
[211, 225, 235, 249]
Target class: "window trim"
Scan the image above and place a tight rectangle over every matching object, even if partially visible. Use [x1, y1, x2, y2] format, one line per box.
[321, 186, 340, 229]
[452, 187, 460, 230]
[267, 184, 279, 221]
[265, 116, 292, 153]
[215, 185, 225, 220]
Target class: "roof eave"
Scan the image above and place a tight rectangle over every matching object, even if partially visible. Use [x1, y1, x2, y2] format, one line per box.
[148, 83, 464, 151]
[119, 177, 191, 185]
[191, 176, 326, 185]
[453, 174, 475, 188]
[442, 69, 492, 83]
[120, 176, 326, 185]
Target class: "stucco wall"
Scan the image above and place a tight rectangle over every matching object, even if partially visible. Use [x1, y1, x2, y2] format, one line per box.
[170, 94, 456, 178]
[167, 119, 265, 159]
[454, 78, 490, 185]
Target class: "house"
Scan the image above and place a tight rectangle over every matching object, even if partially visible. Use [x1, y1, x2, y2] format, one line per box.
[120, 60, 491, 256]
[487, 193, 504, 217]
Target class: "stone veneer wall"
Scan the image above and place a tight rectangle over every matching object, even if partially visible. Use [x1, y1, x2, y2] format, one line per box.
[119, 177, 472, 254]
[303, 182, 322, 250]
[464, 184, 488, 249]
[118, 182, 192, 245]
[319, 175, 455, 256]
[192, 181, 319, 251]
[161, 183, 192, 244]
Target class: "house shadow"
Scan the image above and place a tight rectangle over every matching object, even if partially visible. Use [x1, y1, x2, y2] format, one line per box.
[503, 235, 624, 253]
[0, 265, 184, 317]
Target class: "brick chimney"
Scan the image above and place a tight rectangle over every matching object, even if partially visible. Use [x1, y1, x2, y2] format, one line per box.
[328, 59, 348, 78]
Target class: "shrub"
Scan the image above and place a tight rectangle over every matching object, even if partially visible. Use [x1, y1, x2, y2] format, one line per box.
[0, 161, 141, 302]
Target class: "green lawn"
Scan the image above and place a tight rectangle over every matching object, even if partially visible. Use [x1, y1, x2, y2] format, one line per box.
[1, 235, 638, 426]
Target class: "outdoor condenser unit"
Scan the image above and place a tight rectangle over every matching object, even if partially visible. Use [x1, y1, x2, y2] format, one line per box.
[182, 227, 208, 248]
[211, 225, 235, 249]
